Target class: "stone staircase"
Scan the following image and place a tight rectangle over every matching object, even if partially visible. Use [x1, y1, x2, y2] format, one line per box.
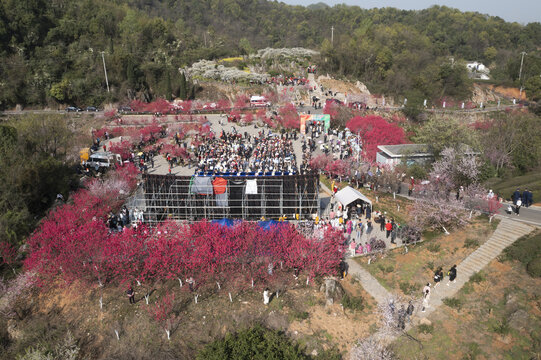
[420, 218, 534, 317]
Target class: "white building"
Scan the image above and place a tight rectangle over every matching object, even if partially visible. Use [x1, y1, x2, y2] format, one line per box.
[376, 144, 433, 168]
[466, 61, 490, 80]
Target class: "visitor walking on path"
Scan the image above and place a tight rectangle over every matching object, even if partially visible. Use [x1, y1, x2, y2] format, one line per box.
[512, 189, 521, 205]
[447, 265, 457, 286]
[406, 300, 415, 323]
[421, 283, 431, 312]
[515, 198, 522, 216]
[433, 267, 444, 288]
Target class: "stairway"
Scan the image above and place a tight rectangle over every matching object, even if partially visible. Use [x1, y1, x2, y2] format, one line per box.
[420, 218, 534, 317]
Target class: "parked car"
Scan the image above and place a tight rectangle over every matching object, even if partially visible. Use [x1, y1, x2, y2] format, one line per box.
[66, 106, 82, 112]
[85, 106, 99, 112]
[118, 106, 133, 112]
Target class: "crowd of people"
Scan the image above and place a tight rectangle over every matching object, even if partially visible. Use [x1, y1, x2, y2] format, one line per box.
[192, 128, 302, 175]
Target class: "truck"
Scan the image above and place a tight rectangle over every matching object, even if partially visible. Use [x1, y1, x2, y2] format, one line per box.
[85, 151, 122, 171]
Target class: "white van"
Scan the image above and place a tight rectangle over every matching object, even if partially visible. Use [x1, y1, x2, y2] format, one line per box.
[250, 95, 271, 108]
[86, 151, 122, 171]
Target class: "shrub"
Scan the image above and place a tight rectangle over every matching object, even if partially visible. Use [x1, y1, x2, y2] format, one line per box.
[291, 310, 309, 321]
[341, 293, 365, 312]
[427, 243, 441, 253]
[491, 319, 511, 335]
[399, 282, 417, 295]
[418, 323, 434, 334]
[527, 257, 541, 278]
[469, 271, 486, 284]
[462, 342, 483, 360]
[463, 238, 480, 249]
[443, 297, 463, 311]
[196, 325, 308, 360]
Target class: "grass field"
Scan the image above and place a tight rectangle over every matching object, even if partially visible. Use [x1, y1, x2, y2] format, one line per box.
[485, 168, 541, 203]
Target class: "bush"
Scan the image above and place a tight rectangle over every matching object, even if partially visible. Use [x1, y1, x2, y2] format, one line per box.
[291, 310, 309, 321]
[527, 257, 541, 278]
[399, 282, 417, 295]
[469, 271, 485, 284]
[463, 238, 480, 249]
[377, 264, 394, 274]
[196, 325, 308, 360]
[462, 342, 483, 360]
[418, 323, 434, 334]
[427, 243, 441, 253]
[341, 293, 365, 312]
[442, 297, 463, 311]
[491, 319, 511, 335]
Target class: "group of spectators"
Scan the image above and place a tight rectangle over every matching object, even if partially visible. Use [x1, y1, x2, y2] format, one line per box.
[511, 188, 534, 216]
[106, 206, 145, 232]
[265, 76, 309, 86]
[192, 128, 301, 175]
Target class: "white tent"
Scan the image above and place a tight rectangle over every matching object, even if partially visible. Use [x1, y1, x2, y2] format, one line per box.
[334, 186, 372, 208]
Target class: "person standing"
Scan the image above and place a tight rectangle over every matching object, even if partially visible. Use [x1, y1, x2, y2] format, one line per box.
[421, 283, 431, 312]
[512, 188, 521, 205]
[366, 219, 373, 235]
[385, 221, 393, 239]
[397, 305, 406, 329]
[263, 288, 271, 305]
[380, 213, 386, 231]
[366, 206, 372, 220]
[527, 189, 533, 207]
[447, 265, 457, 286]
[406, 300, 415, 323]
[127, 287, 136, 304]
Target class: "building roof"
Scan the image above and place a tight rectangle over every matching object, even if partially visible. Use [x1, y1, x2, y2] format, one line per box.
[377, 144, 432, 158]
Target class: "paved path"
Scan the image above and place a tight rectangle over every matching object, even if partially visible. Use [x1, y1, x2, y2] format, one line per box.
[419, 218, 534, 317]
[347, 258, 391, 305]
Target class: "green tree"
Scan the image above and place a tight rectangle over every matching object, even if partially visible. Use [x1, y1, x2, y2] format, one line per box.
[413, 115, 479, 157]
[165, 70, 172, 101]
[179, 71, 187, 100]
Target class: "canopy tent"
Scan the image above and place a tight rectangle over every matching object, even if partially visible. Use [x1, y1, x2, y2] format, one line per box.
[258, 220, 288, 230]
[334, 186, 372, 208]
[211, 218, 235, 227]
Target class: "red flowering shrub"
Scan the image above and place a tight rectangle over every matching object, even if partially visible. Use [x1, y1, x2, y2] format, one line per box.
[346, 115, 406, 161]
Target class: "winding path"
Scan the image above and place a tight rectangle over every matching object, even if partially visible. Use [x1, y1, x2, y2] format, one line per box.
[418, 218, 534, 317]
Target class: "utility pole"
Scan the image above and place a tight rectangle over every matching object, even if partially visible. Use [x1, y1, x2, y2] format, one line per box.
[518, 51, 526, 98]
[101, 51, 110, 93]
[331, 26, 334, 46]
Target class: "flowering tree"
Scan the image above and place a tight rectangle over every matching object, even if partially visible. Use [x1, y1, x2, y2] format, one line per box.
[346, 115, 406, 161]
[277, 103, 300, 129]
[429, 147, 479, 192]
[309, 154, 331, 172]
[147, 291, 176, 340]
[242, 111, 254, 124]
[109, 140, 133, 160]
[410, 196, 470, 233]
